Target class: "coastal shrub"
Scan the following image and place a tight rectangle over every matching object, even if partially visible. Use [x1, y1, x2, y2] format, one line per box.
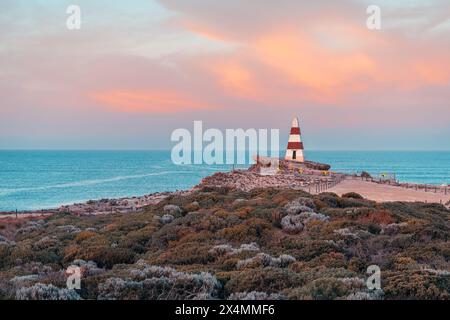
[209, 243, 260, 257]
[271, 210, 282, 228]
[346, 290, 384, 300]
[236, 253, 295, 269]
[183, 201, 200, 212]
[228, 291, 285, 300]
[217, 218, 271, 243]
[283, 197, 316, 215]
[150, 223, 188, 249]
[16, 283, 81, 300]
[279, 239, 338, 261]
[79, 247, 135, 269]
[281, 215, 304, 234]
[337, 197, 375, 209]
[234, 206, 255, 218]
[163, 204, 182, 216]
[160, 214, 174, 224]
[0, 245, 11, 268]
[98, 263, 221, 300]
[357, 210, 396, 225]
[286, 277, 350, 300]
[342, 192, 364, 199]
[307, 252, 347, 269]
[120, 227, 155, 253]
[151, 242, 214, 265]
[383, 271, 450, 299]
[313, 199, 328, 211]
[74, 231, 97, 242]
[380, 222, 409, 235]
[225, 267, 304, 294]
[172, 230, 215, 246]
[322, 207, 372, 220]
[281, 212, 329, 234]
[316, 193, 339, 208]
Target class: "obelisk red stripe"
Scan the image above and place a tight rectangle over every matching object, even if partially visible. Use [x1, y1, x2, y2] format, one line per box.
[290, 127, 301, 135]
[287, 142, 303, 150]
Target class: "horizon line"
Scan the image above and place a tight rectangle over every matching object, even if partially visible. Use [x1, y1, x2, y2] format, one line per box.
[1, 149, 450, 152]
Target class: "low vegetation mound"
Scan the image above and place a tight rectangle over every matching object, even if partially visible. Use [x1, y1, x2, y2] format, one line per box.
[0, 187, 448, 300]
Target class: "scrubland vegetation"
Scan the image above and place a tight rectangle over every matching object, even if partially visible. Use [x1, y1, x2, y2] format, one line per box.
[0, 187, 448, 300]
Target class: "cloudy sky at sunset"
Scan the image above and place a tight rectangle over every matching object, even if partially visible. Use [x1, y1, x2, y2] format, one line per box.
[1, 0, 449, 150]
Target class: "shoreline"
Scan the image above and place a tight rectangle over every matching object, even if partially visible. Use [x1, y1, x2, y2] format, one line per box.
[1, 164, 449, 219]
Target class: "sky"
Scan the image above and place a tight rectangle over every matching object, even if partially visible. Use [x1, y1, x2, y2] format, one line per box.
[0, 0, 449, 150]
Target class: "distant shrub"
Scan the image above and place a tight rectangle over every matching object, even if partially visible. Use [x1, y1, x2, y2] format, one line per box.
[360, 171, 372, 179]
[342, 192, 364, 199]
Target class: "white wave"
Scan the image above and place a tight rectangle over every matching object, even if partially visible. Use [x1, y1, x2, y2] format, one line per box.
[0, 171, 181, 196]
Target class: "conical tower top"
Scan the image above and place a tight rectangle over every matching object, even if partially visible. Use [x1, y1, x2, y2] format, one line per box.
[285, 116, 305, 162]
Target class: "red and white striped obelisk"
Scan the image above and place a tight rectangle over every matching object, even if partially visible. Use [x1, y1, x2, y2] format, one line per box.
[285, 117, 304, 162]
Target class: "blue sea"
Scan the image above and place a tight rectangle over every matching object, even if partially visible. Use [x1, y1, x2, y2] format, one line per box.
[0, 150, 449, 211]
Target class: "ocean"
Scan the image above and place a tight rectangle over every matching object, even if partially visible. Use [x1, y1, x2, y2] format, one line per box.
[0, 150, 449, 211]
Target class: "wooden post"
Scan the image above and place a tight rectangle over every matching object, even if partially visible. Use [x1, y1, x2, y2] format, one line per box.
[15, 209, 18, 219]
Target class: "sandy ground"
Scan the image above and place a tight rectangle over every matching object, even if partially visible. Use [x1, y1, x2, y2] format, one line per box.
[0, 212, 54, 220]
[328, 179, 450, 204]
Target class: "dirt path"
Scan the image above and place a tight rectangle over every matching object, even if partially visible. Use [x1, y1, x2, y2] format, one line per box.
[327, 179, 450, 204]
